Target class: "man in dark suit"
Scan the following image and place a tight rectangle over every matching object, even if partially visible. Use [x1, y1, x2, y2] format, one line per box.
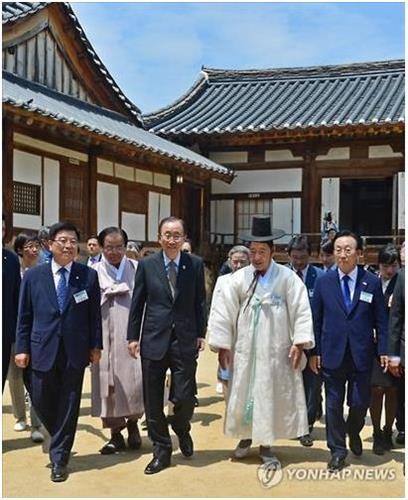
[287, 235, 324, 447]
[127, 216, 207, 475]
[310, 230, 388, 472]
[81, 235, 102, 266]
[2, 217, 21, 391]
[388, 267, 405, 445]
[15, 222, 102, 482]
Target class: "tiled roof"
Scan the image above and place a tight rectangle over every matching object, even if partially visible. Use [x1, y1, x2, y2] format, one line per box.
[146, 60, 405, 136]
[3, 71, 233, 180]
[2, 2, 47, 23]
[2, 2, 143, 124]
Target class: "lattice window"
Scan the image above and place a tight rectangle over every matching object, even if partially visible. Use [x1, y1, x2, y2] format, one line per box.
[236, 198, 273, 234]
[13, 182, 41, 215]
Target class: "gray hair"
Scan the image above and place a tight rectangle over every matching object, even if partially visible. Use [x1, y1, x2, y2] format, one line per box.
[37, 225, 50, 240]
[229, 245, 250, 259]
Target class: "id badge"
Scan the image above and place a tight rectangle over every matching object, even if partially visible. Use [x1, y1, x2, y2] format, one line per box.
[360, 291, 373, 303]
[74, 290, 89, 304]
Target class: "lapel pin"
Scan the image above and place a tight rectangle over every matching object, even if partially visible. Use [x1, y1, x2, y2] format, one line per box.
[362, 282, 367, 286]
[182, 265, 186, 270]
[75, 275, 79, 280]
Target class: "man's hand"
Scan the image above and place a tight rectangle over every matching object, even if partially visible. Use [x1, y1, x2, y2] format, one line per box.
[128, 341, 140, 359]
[388, 360, 402, 377]
[218, 348, 231, 370]
[196, 338, 206, 352]
[380, 355, 388, 372]
[288, 344, 304, 370]
[309, 355, 321, 374]
[15, 353, 30, 369]
[89, 348, 101, 364]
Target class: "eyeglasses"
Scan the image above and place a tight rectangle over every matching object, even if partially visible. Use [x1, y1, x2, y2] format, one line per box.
[104, 245, 125, 253]
[53, 238, 78, 247]
[334, 247, 354, 256]
[161, 233, 184, 242]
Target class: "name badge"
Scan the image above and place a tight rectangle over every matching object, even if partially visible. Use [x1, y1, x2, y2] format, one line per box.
[73, 290, 89, 304]
[360, 291, 373, 303]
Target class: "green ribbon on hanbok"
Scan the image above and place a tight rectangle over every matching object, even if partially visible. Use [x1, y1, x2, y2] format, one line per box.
[243, 295, 263, 425]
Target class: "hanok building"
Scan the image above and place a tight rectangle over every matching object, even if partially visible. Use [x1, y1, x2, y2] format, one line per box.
[2, 2, 232, 249]
[146, 61, 405, 252]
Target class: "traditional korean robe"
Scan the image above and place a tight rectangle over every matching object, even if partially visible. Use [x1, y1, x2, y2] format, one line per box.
[208, 260, 314, 445]
[91, 256, 144, 419]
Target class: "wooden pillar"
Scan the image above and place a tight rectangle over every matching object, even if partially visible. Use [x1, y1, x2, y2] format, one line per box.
[301, 147, 319, 234]
[88, 148, 98, 238]
[171, 171, 184, 218]
[2, 118, 14, 242]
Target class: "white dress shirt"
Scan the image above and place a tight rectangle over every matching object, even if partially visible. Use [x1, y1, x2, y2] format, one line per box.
[51, 259, 73, 291]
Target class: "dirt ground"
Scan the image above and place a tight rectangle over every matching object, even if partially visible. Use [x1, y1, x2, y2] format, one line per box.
[2, 348, 405, 498]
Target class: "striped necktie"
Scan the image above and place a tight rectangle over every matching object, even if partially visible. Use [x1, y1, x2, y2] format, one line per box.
[168, 260, 177, 298]
[56, 267, 68, 312]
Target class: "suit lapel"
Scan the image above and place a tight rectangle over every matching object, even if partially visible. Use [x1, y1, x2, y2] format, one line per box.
[174, 252, 190, 301]
[155, 251, 174, 301]
[331, 269, 348, 315]
[42, 264, 59, 311]
[349, 266, 366, 314]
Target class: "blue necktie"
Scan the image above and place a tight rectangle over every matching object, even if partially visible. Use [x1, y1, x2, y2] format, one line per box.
[342, 275, 352, 313]
[56, 267, 68, 312]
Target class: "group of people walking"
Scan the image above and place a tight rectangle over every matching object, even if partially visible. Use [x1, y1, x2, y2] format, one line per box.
[2, 213, 405, 483]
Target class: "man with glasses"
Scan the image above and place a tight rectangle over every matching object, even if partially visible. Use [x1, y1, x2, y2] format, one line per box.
[310, 230, 388, 472]
[127, 216, 207, 475]
[15, 222, 102, 482]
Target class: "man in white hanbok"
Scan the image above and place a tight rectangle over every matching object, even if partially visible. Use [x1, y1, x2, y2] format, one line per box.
[208, 216, 314, 464]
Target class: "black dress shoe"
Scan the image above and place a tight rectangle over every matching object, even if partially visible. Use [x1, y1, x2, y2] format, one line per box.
[179, 433, 194, 457]
[100, 432, 126, 455]
[299, 434, 313, 447]
[144, 457, 170, 475]
[327, 456, 346, 473]
[349, 432, 363, 456]
[51, 464, 68, 482]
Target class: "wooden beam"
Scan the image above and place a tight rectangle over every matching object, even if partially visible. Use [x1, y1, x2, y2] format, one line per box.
[2, 118, 14, 242]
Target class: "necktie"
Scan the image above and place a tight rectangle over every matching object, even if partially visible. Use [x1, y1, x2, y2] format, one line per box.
[296, 270, 303, 281]
[342, 275, 352, 313]
[168, 260, 177, 298]
[56, 267, 68, 312]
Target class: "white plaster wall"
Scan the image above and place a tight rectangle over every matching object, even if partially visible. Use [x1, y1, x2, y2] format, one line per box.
[272, 198, 301, 244]
[316, 147, 350, 160]
[154, 173, 171, 189]
[115, 163, 134, 181]
[321, 178, 340, 227]
[97, 181, 119, 233]
[148, 192, 160, 241]
[209, 151, 248, 164]
[265, 149, 298, 161]
[211, 199, 235, 244]
[97, 158, 114, 176]
[43, 157, 60, 226]
[369, 145, 403, 158]
[13, 214, 42, 230]
[136, 169, 153, 185]
[13, 150, 42, 184]
[122, 212, 146, 240]
[14, 133, 88, 162]
[159, 194, 171, 221]
[211, 169, 302, 194]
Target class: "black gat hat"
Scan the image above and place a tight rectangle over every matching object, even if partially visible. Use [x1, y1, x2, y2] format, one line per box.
[239, 216, 285, 242]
